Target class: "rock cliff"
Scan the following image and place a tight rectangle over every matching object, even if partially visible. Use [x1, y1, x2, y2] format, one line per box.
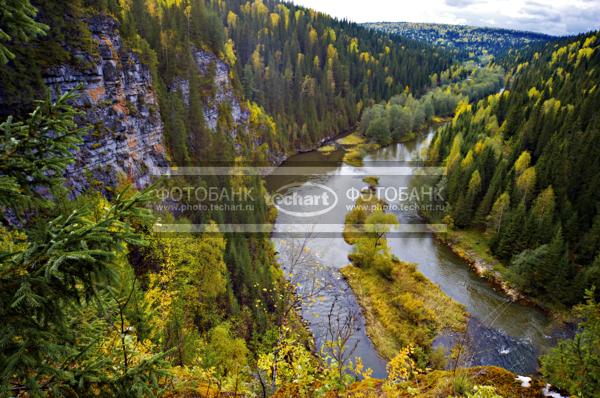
[5, 14, 288, 194]
[169, 49, 248, 135]
[43, 15, 167, 194]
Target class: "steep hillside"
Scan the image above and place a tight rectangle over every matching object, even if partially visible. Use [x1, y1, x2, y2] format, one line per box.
[364, 22, 553, 60]
[426, 32, 600, 307]
[45, 15, 168, 194]
[220, 0, 453, 149]
[3, 0, 596, 397]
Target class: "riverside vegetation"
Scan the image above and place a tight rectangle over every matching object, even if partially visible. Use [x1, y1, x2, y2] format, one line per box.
[342, 180, 467, 364]
[1, 0, 599, 397]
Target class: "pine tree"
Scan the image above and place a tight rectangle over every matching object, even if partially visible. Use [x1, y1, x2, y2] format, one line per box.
[0, 91, 168, 395]
[0, 0, 48, 64]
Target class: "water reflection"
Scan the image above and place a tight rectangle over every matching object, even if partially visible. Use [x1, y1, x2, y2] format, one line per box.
[269, 129, 560, 377]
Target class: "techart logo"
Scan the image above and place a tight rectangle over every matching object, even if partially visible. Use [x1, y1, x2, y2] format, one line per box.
[270, 182, 338, 218]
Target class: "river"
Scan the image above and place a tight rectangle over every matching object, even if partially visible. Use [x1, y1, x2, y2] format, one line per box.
[267, 129, 566, 379]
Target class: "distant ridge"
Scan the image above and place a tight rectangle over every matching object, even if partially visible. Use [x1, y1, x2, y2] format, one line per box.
[363, 21, 555, 59]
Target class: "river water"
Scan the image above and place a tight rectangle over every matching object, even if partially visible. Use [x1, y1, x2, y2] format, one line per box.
[267, 129, 565, 379]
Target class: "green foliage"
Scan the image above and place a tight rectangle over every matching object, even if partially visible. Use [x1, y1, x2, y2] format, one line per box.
[359, 63, 504, 144]
[467, 385, 503, 398]
[224, 0, 452, 148]
[428, 31, 600, 306]
[203, 323, 249, 392]
[453, 372, 474, 396]
[343, 184, 466, 363]
[0, 0, 95, 112]
[0, 93, 168, 396]
[0, 90, 86, 214]
[366, 115, 391, 145]
[541, 290, 600, 397]
[0, 0, 48, 64]
[364, 21, 552, 61]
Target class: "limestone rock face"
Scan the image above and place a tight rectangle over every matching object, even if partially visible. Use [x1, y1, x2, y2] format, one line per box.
[44, 15, 167, 194]
[169, 49, 248, 134]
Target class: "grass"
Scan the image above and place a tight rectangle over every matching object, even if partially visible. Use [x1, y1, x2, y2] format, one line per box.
[343, 366, 546, 397]
[341, 180, 466, 361]
[342, 189, 387, 244]
[337, 132, 366, 146]
[341, 142, 380, 167]
[341, 262, 467, 361]
[317, 144, 337, 154]
[431, 115, 453, 124]
[343, 148, 365, 166]
[446, 229, 507, 274]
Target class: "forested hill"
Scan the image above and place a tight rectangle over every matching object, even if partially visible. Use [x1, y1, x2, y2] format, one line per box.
[221, 1, 452, 148]
[0, 0, 453, 154]
[427, 32, 600, 307]
[0, 0, 452, 396]
[363, 22, 554, 60]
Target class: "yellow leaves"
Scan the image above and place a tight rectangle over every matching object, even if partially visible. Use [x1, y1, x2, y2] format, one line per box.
[386, 344, 421, 387]
[349, 37, 359, 54]
[516, 166, 536, 201]
[359, 52, 372, 63]
[143, 223, 228, 338]
[313, 55, 320, 69]
[269, 12, 280, 28]
[247, 101, 278, 152]
[223, 39, 236, 66]
[473, 103, 490, 125]
[550, 46, 567, 65]
[354, 357, 373, 380]
[251, 44, 263, 71]
[453, 100, 472, 126]
[485, 115, 500, 136]
[542, 98, 561, 114]
[276, 4, 290, 29]
[0, 225, 27, 254]
[487, 192, 510, 233]
[514, 151, 531, 175]
[294, 9, 304, 22]
[527, 86, 540, 99]
[326, 43, 337, 64]
[308, 27, 318, 46]
[576, 47, 595, 67]
[583, 35, 597, 48]
[531, 185, 556, 218]
[384, 46, 391, 55]
[326, 27, 337, 42]
[461, 149, 474, 170]
[385, 76, 394, 87]
[226, 10, 238, 27]
[446, 133, 463, 171]
[468, 170, 482, 195]
[516, 61, 528, 73]
[251, 0, 269, 17]
[257, 334, 315, 388]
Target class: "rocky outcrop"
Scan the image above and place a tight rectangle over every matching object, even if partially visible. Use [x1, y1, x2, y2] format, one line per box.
[44, 15, 167, 194]
[194, 50, 247, 131]
[170, 49, 248, 135]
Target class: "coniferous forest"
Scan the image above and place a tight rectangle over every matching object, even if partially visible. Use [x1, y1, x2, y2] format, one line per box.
[1, 0, 599, 397]
[426, 34, 600, 306]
